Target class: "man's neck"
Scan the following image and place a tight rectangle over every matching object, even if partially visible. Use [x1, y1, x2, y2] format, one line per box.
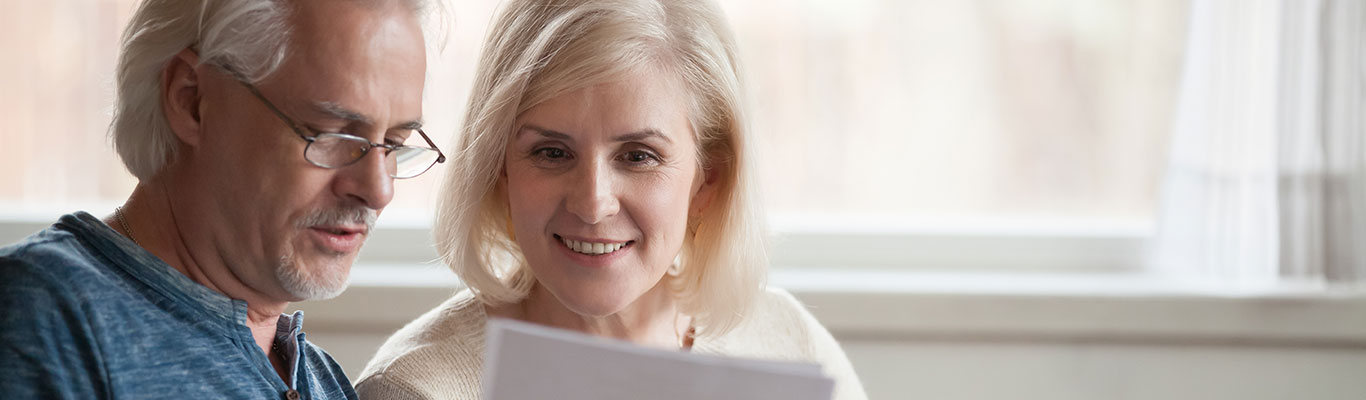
[106, 181, 290, 357]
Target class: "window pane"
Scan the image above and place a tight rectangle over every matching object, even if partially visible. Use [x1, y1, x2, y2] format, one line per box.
[0, 0, 1186, 225]
[725, 0, 1186, 220]
[0, 0, 140, 206]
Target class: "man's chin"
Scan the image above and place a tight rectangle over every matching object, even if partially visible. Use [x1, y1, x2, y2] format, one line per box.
[275, 256, 354, 301]
[293, 281, 349, 301]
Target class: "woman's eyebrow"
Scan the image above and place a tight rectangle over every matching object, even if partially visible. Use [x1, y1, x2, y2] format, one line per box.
[519, 125, 574, 142]
[518, 125, 672, 144]
[613, 129, 672, 144]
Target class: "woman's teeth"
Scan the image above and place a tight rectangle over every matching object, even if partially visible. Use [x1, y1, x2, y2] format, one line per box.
[560, 237, 629, 255]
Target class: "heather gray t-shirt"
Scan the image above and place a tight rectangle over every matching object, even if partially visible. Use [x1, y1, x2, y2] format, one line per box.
[0, 212, 356, 399]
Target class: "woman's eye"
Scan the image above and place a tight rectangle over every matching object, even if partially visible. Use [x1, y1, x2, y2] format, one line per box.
[535, 147, 568, 159]
[621, 150, 660, 165]
[530, 147, 572, 167]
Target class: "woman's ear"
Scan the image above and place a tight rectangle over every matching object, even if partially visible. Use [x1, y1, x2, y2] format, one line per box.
[161, 48, 204, 148]
[494, 177, 518, 241]
[690, 161, 724, 218]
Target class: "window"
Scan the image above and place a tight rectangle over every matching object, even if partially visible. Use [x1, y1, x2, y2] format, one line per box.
[0, 0, 1187, 272]
[729, 0, 1185, 220]
[0, 0, 141, 207]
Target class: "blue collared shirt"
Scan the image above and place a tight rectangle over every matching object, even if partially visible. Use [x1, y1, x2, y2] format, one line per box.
[0, 212, 357, 399]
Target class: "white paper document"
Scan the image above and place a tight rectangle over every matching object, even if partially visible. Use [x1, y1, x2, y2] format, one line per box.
[481, 319, 836, 400]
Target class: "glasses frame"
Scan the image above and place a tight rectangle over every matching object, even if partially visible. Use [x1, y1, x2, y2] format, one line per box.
[213, 63, 445, 179]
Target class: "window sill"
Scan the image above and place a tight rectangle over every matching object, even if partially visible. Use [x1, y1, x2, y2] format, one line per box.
[296, 266, 1366, 347]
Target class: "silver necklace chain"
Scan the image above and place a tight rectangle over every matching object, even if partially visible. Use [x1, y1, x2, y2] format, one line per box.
[114, 207, 141, 247]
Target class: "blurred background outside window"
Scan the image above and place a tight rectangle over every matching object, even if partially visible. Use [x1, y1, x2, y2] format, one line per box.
[0, 0, 1187, 271]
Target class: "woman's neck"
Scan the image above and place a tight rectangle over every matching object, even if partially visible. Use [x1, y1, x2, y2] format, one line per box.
[493, 279, 692, 350]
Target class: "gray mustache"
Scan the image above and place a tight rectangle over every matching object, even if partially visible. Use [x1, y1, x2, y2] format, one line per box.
[297, 206, 377, 232]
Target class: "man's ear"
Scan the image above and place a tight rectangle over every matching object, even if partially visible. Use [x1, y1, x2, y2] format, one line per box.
[161, 48, 204, 148]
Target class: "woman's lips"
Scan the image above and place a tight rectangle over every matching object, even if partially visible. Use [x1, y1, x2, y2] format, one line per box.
[553, 234, 634, 267]
[557, 235, 632, 255]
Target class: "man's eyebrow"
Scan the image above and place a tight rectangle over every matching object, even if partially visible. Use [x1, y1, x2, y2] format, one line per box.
[312, 101, 423, 130]
[311, 101, 372, 125]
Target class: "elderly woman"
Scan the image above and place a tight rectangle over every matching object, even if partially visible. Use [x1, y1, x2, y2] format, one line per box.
[356, 0, 866, 398]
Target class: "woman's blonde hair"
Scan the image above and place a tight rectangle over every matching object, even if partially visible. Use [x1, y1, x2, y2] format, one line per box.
[434, 0, 767, 337]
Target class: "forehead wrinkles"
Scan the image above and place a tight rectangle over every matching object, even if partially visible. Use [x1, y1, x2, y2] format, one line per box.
[521, 69, 693, 144]
[262, 1, 425, 126]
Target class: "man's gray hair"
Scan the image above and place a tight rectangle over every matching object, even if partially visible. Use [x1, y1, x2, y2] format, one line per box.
[110, 0, 434, 181]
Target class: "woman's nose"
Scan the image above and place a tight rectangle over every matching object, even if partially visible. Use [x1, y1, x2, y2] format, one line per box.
[564, 159, 620, 224]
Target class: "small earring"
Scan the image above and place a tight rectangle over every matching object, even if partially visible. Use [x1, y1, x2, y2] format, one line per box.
[668, 254, 683, 276]
[687, 217, 702, 237]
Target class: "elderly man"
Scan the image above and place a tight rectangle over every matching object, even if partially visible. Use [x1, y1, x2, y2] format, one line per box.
[0, 0, 441, 398]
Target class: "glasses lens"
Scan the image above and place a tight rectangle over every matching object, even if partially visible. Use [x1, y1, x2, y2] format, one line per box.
[389, 146, 441, 179]
[306, 133, 371, 168]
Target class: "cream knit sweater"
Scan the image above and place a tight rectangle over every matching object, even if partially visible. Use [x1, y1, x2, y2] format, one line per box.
[355, 287, 867, 400]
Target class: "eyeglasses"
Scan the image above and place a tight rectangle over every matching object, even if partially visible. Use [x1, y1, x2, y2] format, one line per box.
[214, 63, 445, 179]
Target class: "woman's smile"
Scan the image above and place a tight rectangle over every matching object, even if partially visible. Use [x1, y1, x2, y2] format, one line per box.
[555, 234, 635, 255]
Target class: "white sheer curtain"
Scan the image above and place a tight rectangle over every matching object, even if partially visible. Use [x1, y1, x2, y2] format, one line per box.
[1152, 0, 1366, 289]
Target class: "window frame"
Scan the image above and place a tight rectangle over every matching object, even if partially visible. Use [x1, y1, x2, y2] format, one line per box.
[0, 204, 1150, 275]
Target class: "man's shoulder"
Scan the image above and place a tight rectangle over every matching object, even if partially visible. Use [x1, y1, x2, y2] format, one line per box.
[0, 221, 129, 339]
[0, 222, 118, 398]
[0, 222, 118, 294]
[297, 339, 359, 398]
